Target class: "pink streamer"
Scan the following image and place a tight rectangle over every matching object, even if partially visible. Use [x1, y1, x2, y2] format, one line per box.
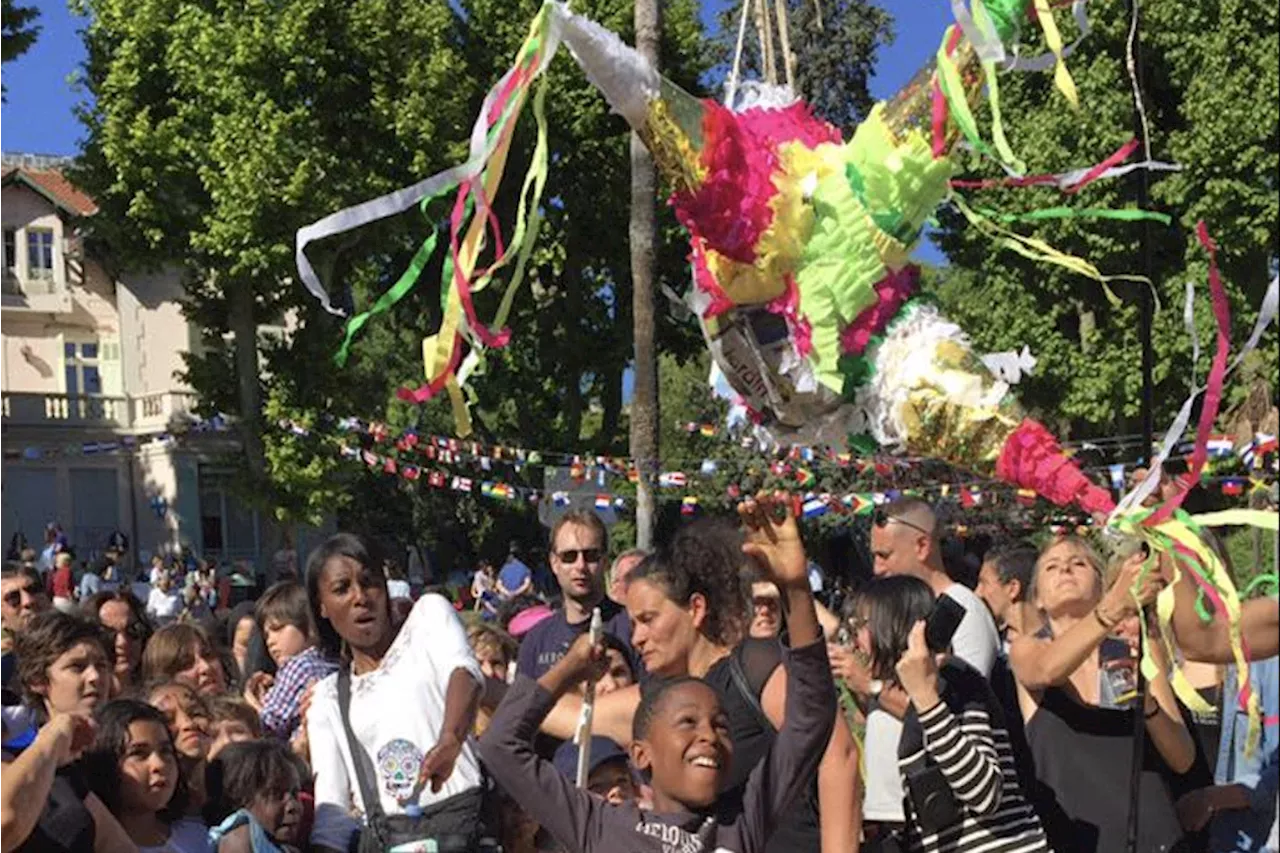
[1145, 222, 1230, 527]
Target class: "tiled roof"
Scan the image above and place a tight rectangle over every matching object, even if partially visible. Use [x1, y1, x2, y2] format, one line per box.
[1, 154, 99, 217]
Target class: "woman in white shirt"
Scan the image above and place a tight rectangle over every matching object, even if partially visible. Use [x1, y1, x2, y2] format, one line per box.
[145, 573, 182, 627]
[303, 533, 487, 853]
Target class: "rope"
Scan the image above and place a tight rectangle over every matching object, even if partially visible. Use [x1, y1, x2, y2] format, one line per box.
[727, 0, 753, 107]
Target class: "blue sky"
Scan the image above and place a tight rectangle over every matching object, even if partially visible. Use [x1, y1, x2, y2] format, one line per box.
[2, 0, 955, 156]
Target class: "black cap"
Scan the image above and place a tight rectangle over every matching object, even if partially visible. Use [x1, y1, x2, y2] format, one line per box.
[551, 736, 627, 781]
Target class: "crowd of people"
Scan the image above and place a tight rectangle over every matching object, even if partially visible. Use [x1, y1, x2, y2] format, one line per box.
[0, 491, 1276, 853]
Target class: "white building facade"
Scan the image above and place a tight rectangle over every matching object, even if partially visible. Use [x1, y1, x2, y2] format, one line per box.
[1, 152, 272, 569]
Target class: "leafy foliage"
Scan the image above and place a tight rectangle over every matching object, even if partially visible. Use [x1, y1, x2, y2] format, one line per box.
[1, 0, 40, 100]
[929, 0, 1278, 439]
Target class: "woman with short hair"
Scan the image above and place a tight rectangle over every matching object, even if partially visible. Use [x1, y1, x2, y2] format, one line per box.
[1, 610, 138, 852]
[303, 532, 488, 853]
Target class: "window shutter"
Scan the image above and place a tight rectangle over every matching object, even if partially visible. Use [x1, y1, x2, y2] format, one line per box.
[99, 337, 123, 396]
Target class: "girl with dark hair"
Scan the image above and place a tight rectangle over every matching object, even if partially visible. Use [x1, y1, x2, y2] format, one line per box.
[205, 740, 307, 853]
[83, 699, 209, 852]
[852, 575, 1051, 852]
[302, 532, 487, 853]
[83, 589, 152, 696]
[1, 611, 138, 852]
[533, 506, 861, 853]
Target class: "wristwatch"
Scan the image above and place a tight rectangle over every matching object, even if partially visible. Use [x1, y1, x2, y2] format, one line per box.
[868, 678, 885, 697]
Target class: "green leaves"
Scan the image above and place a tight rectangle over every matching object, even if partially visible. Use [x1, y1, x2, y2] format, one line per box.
[931, 0, 1278, 439]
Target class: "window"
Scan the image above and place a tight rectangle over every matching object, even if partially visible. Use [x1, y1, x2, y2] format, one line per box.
[3, 228, 14, 273]
[64, 341, 102, 396]
[2, 228, 16, 294]
[27, 228, 54, 279]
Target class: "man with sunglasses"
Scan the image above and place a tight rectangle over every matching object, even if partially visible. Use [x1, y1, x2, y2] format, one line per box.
[1, 566, 50, 703]
[515, 510, 635, 683]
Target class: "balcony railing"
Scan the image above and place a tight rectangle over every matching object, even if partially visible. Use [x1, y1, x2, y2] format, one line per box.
[1, 275, 70, 312]
[1, 391, 199, 431]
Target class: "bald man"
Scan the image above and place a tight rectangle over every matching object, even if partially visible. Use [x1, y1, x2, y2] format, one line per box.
[855, 498, 1000, 833]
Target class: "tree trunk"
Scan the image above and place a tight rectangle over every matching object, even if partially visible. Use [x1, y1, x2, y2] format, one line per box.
[630, 0, 661, 551]
[226, 283, 281, 581]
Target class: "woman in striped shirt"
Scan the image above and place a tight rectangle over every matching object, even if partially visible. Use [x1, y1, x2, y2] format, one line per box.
[854, 576, 1052, 853]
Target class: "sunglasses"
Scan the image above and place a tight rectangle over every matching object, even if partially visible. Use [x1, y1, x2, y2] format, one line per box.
[556, 548, 604, 565]
[2, 584, 42, 608]
[107, 621, 150, 642]
[872, 509, 933, 537]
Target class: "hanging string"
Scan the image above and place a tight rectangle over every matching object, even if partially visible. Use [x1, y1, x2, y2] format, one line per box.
[1125, 0, 1153, 163]
[727, 0, 753, 107]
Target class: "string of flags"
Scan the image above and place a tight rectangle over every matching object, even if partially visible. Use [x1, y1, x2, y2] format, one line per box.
[279, 416, 1278, 518]
[3, 414, 233, 461]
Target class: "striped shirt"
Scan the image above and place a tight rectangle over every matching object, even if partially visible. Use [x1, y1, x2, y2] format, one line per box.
[898, 661, 1052, 853]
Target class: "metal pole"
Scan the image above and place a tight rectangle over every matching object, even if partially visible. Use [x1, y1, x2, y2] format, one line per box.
[1127, 0, 1155, 847]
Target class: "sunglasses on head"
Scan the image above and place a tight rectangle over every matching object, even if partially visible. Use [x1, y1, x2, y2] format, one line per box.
[872, 509, 932, 537]
[556, 548, 604, 565]
[3, 584, 42, 608]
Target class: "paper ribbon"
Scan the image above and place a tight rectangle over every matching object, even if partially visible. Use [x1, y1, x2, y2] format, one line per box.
[1032, 0, 1079, 107]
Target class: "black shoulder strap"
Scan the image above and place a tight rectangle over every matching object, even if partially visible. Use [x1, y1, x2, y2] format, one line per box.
[728, 649, 775, 734]
[336, 666, 386, 824]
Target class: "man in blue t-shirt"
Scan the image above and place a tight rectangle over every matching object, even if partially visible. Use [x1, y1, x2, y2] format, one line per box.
[516, 510, 634, 681]
[498, 545, 534, 600]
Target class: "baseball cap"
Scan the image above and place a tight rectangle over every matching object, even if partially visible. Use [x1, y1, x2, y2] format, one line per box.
[552, 736, 628, 781]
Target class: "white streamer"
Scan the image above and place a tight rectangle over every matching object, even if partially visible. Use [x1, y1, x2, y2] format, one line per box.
[1003, 0, 1091, 73]
[1113, 275, 1280, 520]
[295, 6, 576, 315]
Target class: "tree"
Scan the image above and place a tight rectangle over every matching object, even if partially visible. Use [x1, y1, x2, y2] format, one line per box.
[631, 0, 662, 550]
[2, 0, 40, 100]
[929, 0, 1278, 439]
[72, 0, 478, 568]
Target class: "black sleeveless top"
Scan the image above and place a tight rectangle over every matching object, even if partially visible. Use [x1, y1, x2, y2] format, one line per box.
[703, 638, 822, 853]
[1023, 649, 1189, 853]
[9, 760, 95, 853]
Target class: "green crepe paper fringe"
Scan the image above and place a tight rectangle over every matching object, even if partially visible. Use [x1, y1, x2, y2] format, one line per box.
[983, 0, 1027, 46]
[794, 109, 951, 394]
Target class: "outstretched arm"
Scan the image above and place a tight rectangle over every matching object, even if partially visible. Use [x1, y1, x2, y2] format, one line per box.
[479, 638, 610, 853]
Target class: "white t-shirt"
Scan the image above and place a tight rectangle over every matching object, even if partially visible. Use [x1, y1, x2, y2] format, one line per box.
[307, 593, 485, 851]
[862, 583, 1001, 822]
[146, 588, 183, 624]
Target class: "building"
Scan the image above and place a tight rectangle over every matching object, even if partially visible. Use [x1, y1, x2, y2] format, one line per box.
[2, 152, 280, 572]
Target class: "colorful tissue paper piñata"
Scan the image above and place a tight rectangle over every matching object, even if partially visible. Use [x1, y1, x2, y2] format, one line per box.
[295, 0, 1128, 518]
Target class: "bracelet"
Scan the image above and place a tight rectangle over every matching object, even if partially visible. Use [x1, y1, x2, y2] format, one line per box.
[1144, 703, 1161, 719]
[1094, 604, 1120, 631]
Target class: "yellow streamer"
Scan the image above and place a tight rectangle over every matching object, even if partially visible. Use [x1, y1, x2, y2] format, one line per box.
[1189, 509, 1279, 531]
[953, 194, 1152, 305]
[1111, 509, 1259, 751]
[1032, 0, 1079, 107]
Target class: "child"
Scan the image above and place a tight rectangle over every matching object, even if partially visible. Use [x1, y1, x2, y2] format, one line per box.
[551, 736, 639, 805]
[83, 698, 210, 853]
[478, 494, 834, 853]
[251, 581, 337, 740]
[148, 681, 213, 817]
[209, 695, 263, 761]
[205, 739, 307, 853]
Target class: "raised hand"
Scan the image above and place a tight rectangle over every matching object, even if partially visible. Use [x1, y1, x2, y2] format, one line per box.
[895, 621, 941, 710]
[738, 491, 808, 589]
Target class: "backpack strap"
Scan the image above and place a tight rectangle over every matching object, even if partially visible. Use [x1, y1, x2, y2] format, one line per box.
[727, 648, 775, 734]
[336, 667, 387, 826]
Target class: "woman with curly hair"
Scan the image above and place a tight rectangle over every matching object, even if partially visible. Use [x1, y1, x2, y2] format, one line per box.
[534, 508, 861, 853]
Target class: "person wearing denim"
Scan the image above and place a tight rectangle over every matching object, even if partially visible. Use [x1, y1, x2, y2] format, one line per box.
[1178, 654, 1279, 853]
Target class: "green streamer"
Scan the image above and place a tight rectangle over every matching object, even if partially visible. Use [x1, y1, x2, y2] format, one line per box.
[981, 0, 1026, 43]
[935, 30, 997, 162]
[977, 205, 1174, 226]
